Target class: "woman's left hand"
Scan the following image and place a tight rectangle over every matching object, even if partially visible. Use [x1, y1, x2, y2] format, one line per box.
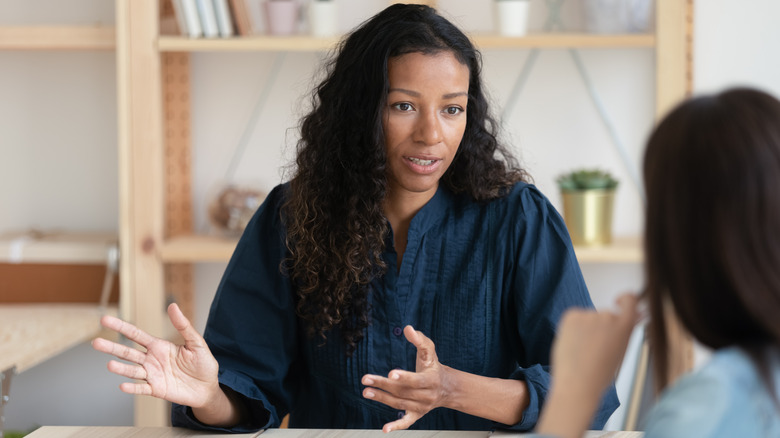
[361, 325, 453, 433]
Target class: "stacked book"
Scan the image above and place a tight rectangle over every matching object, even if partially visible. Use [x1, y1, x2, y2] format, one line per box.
[171, 0, 254, 38]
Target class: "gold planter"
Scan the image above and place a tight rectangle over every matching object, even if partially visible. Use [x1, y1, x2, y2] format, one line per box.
[561, 189, 615, 247]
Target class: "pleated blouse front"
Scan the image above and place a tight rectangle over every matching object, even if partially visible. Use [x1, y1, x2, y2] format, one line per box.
[171, 182, 619, 432]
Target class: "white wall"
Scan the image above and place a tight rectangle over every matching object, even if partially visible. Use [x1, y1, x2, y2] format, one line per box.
[3, 0, 780, 432]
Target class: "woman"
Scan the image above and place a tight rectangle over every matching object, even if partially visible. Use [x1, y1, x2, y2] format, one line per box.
[93, 4, 617, 432]
[535, 87, 780, 437]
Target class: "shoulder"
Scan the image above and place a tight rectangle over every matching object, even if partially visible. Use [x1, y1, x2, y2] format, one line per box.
[644, 347, 779, 438]
[241, 182, 289, 239]
[264, 182, 290, 209]
[486, 182, 568, 235]
[481, 181, 557, 217]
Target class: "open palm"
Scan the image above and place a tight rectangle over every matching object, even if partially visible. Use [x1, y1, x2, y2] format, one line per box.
[92, 303, 220, 409]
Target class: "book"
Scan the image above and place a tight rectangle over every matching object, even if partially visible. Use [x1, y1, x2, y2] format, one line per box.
[213, 0, 235, 37]
[170, 0, 189, 36]
[179, 0, 203, 37]
[195, 0, 220, 38]
[229, 0, 253, 36]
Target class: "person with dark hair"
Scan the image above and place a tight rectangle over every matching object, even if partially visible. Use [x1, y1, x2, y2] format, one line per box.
[533, 87, 780, 438]
[92, 3, 617, 433]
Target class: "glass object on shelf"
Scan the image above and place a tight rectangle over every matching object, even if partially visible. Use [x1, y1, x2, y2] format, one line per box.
[583, 0, 654, 33]
[207, 182, 267, 236]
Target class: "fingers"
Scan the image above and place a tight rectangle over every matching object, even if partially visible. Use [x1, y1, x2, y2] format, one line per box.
[614, 293, 642, 330]
[99, 314, 156, 347]
[382, 411, 421, 433]
[403, 326, 436, 367]
[361, 372, 435, 410]
[107, 359, 148, 381]
[92, 337, 147, 365]
[167, 303, 205, 347]
[119, 381, 153, 396]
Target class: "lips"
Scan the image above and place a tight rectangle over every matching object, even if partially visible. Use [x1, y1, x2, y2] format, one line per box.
[408, 157, 435, 166]
[404, 155, 441, 174]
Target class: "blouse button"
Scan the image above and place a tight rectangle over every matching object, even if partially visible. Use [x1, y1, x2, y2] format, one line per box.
[392, 326, 403, 336]
[397, 411, 405, 419]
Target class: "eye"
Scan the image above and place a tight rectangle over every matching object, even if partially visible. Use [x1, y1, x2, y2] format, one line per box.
[392, 102, 414, 112]
[445, 106, 464, 115]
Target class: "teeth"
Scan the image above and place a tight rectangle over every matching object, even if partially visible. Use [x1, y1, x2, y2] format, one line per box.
[408, 157, 435, 166]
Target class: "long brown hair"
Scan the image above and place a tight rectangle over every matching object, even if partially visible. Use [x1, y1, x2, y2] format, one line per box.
[282, 4, 527, 354]
[643, 87, 780, 391]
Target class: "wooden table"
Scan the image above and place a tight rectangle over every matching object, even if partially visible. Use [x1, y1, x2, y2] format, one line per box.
[26, 426, 643, 437]
[0, 304, 114, 374]
[0, 304, 117, 437]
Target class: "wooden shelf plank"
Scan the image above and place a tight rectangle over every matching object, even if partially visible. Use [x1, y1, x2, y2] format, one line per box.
[160, 235, 239, 262]
[574, 235, 643, 263]
[0, 304, 117, 373]
[157, 32, 654, 52]
[0, 26, 115, 50]
[159, 234, 641, 264]
[158, 35, 339, 52]
[0, 231, 118, 265]
[474, 33, 655, 49]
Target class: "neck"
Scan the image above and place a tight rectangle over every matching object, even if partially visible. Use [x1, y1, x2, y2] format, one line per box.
[383, 185, 438, 266]
[383, 186, 437, 232]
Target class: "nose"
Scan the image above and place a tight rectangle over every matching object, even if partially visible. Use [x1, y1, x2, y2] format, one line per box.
[413, 110, 443, 146]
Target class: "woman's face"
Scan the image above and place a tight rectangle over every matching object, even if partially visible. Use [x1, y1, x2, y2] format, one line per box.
[383, 51, 469, 203]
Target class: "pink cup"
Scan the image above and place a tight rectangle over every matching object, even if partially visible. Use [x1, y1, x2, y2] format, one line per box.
[264, 0, 300, 36]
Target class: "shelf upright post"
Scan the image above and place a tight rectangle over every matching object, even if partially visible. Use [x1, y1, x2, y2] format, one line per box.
[117, 0, 170, 426]
[654, 0, 695, 386]
[656, 0, 691, 118]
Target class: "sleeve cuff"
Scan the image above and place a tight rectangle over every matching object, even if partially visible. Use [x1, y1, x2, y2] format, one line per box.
[496, 364, 551, 431]
[170, 370, 281, 432]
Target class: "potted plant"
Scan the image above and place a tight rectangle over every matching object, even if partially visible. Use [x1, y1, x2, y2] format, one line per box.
[308, 0, 338, 38]
[556, 168, 619, 246]
[494, 0, 531, 36]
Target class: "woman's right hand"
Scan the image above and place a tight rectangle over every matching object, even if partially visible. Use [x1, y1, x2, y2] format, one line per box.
[92, 302, 221, 410]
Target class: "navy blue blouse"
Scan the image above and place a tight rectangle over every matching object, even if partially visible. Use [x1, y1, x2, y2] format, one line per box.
[171, 182, 619, 432]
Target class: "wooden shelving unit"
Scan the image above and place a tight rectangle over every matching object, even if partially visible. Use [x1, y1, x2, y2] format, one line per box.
[159, 235, 239, 263]
[156, 32, 654, 52]
[1, 20, 120, 434]
[0, 26, 115, 50]
[118, 0, 691, 426]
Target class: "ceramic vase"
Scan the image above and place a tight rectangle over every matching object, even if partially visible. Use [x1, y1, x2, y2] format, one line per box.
[264, 0, 300, 36]
[495, 0, 531, 37]
[309, 0, 338, 38]
[561, 188, 616, 246]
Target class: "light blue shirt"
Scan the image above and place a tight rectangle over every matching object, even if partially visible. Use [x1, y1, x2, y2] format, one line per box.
[642, 346, 780, 438]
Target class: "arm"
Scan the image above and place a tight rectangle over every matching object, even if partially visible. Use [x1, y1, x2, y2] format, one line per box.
[362, 326, 530, 432]
[535, 294, 640, 438]
[507, 185, 620, 430]
[171, 185, 300, 432]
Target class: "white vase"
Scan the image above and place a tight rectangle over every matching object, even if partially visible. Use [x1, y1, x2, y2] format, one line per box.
[309, 0, 338, 38]
[494, 0, 531, 37]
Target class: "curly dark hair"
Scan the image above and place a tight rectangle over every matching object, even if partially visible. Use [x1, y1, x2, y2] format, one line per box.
[282, 3, 528, 353]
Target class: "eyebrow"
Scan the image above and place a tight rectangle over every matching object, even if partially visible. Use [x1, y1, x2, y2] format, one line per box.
[388, 88, 468, 99]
